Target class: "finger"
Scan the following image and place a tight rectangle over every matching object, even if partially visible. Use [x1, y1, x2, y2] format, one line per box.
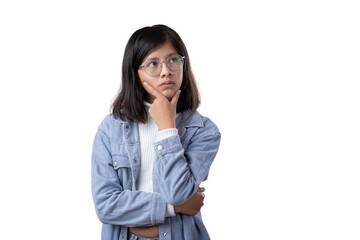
[143, 81, 166, 100]
[197, 187, 205, 192]
[171, 90, 181, 105]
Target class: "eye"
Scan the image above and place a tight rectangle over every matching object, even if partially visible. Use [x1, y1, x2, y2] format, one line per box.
[146, 61, 159, 68]
[168, 56, 180, 63]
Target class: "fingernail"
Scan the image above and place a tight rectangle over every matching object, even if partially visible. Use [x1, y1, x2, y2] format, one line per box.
[143, 82, 147, 85]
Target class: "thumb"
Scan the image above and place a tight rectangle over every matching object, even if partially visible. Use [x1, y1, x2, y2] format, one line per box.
[171, 90, 181, 105]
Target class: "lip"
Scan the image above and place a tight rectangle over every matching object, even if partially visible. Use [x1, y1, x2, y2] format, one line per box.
[160, 81, 174, 87]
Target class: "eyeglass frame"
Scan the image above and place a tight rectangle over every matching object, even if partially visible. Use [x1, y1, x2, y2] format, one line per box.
[138, 54, 185, 77]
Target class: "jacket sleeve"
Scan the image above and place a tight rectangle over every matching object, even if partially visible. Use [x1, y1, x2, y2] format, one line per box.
[91, 125, 167, 227]
[153, 116, 221, 206]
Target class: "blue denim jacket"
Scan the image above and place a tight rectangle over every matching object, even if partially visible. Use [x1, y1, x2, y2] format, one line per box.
[91, 110, 221, 240]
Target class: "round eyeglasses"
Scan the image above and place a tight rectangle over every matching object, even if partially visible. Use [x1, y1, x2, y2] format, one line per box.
[139, 54, 185, 77]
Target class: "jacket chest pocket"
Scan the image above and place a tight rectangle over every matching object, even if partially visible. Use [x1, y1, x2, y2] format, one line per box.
[111, 155, 133, 190]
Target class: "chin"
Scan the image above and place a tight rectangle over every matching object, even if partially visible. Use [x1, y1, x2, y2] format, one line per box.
[161, 90, 175, 99]
[161, 94, 173, 101]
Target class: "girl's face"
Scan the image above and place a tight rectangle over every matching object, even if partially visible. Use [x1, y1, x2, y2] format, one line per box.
[138, 41, 183, 103]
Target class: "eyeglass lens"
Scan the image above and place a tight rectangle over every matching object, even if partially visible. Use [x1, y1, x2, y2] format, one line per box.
[144, 54, 184, 76]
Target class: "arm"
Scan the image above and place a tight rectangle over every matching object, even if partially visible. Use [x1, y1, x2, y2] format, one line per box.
[91, 126, 167, 226]
[157, 130, 206, 217]
[142, 82, 221, 206]
[174, 187, 205, 215]
[153, 125, 220, 205]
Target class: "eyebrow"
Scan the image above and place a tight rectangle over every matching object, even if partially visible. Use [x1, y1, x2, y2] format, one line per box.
[145, 53, 178, 61]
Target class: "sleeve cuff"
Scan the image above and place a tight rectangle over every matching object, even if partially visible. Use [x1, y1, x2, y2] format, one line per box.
[165, 203, 176, 217]
[156, 128, 178, 142]
[151, 193, 167, 225]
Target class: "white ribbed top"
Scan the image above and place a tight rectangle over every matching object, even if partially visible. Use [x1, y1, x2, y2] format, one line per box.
[137, 102, 178, 217]
[137, 114, 157, 193]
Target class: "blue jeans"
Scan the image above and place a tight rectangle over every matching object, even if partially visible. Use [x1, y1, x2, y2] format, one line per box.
[127, 233, 159, 240]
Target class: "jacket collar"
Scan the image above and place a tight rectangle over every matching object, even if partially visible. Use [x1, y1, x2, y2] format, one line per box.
[176, 110, 203, 128]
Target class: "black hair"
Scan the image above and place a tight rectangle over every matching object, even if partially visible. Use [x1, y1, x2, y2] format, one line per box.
[112, 24, 200, 123]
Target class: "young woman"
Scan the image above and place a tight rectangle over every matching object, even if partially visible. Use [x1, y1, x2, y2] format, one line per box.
[91, 25, 221, 240]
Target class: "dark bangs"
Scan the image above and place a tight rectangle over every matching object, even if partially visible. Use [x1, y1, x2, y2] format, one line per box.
[112, 24, 200, 123]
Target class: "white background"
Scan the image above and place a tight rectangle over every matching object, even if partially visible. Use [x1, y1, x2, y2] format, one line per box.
[0, 0, 359, 239]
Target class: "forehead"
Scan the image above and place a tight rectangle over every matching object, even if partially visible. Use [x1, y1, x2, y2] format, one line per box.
[145, 41, 178, 60]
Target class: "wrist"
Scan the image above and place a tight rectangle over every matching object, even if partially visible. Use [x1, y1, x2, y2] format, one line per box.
[157, 128, 178, 142]
[174, 205, 180, 214]
[158, 122, 175, 131]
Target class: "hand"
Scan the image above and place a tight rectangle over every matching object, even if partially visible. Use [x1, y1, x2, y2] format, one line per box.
[174, 187, 205, 216]
[143, 82, 181, 131]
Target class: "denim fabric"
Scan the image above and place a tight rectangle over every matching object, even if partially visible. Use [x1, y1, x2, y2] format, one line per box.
[91, 110, 221, 240]
[127, 233, 159, 240]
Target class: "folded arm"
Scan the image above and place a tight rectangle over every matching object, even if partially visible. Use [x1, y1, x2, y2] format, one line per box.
[153, 121, 221, 206]
[91, 129, 167, 226]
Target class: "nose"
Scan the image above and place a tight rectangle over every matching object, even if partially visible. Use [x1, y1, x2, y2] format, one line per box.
[160, 61, 172, 77]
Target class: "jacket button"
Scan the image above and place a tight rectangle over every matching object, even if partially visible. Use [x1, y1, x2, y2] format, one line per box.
[157, 145, 164, 151]
[113, 161, 117, 167]
[163, 232, 168, 237]
[133, 159, 137, 163]
[120, 232, 125, 238]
